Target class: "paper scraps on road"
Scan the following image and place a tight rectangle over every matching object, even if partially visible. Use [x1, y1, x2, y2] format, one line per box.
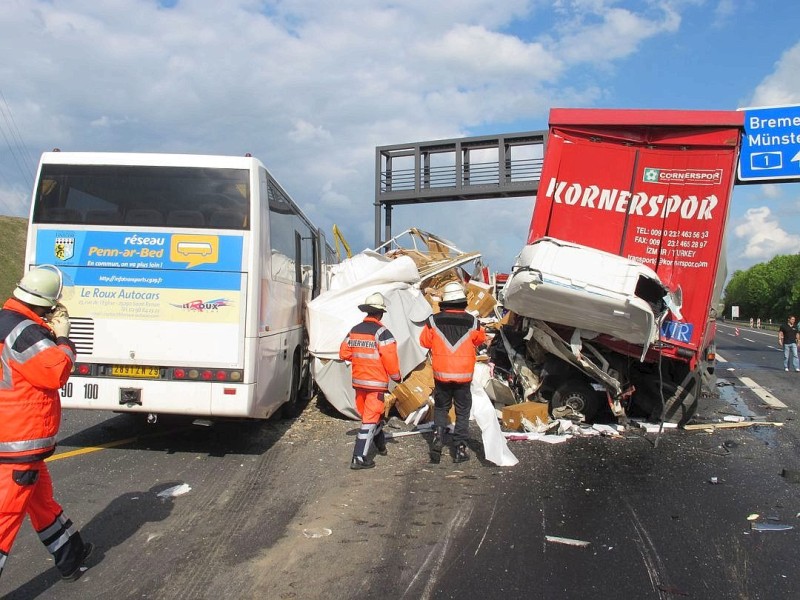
[157, 483, 192, 498]
[545, 535, 591, 548]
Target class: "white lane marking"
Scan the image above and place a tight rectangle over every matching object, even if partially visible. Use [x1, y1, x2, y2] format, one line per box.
[737, 376, 788, 409]
[715, 353, 787, 408]
[743, 337, 756, 343]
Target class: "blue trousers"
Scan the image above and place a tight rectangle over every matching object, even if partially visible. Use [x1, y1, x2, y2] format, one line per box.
[783, 343, 799, 371]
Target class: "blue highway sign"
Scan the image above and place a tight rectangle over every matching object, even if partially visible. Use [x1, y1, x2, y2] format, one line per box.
[738, 104, 800, 182]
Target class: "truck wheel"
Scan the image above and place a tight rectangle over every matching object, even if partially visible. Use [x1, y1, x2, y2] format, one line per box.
[281, 352, 302, 419]
[661, 376, 699, 426]
[550, 381, 602, 421]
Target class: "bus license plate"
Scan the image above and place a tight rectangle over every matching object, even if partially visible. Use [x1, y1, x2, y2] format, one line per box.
[111, 366, 161, 379]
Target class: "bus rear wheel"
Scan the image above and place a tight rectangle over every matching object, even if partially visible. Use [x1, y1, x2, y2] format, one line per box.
[281, 353, 302, 419]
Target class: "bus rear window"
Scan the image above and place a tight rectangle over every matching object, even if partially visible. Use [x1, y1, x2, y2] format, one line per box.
[33, 164, 250, 229]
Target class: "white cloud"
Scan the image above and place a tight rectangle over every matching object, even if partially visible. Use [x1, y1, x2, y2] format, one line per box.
[732, 206, 800, 261]
[750, 41, 800, 106]
[1, 0, 790, 272]
[552, 3, 680, 64]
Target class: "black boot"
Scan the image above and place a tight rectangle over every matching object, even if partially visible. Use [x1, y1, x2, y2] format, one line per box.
[61, 542, 94, 581]
[454, 443, 469, 463]
[429, 426, 445, 464]
[374, 428, 388, 456]
[350, 456, 376, 470]
[375, 438, 388, 456]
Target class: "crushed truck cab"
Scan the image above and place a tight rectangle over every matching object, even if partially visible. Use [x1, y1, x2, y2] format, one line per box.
[504, 108, 744, 424]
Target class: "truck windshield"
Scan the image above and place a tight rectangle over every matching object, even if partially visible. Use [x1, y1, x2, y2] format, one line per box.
[33, 164, 250, 230]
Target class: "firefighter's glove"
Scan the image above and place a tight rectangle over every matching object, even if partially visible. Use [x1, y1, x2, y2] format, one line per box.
[383, 392, 397, 419]
[50, 303, 70, 321]
[50, 315, 70, 339]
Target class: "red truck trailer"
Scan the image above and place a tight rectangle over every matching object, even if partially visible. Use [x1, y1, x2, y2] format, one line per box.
[503, 108, 744, 424]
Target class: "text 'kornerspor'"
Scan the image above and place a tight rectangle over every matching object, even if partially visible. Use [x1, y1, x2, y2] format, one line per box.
[544, 177, 719, 220]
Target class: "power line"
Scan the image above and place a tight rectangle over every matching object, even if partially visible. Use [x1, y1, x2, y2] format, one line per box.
[0, 89, 36, 191]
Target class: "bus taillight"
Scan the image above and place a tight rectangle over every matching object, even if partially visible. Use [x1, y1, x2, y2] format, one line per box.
[173, 368, 186, 379]
[76, 364, 91, 375]
[215, 371, 227, 381]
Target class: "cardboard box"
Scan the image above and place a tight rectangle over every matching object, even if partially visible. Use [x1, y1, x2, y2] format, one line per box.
[501, 402, 550, 431]
[484, 378, 517, 406]
[466, 281, 497, 317]
[393, 361, 434, 418]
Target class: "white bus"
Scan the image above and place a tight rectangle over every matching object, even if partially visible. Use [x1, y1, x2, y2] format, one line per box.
[25, 151, 335, 420]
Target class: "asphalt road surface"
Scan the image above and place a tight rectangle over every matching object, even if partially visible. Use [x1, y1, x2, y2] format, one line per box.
[1, 325, 798, 599]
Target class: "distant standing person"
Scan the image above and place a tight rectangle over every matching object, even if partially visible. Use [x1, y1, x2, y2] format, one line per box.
[778, 315, 800, 372]
[757, 317, 762, 329]
[420, 282, 486, 464]
[339, 292, 401, 470]
[749, 317, 754, 328]
[0, 266, 93, 581]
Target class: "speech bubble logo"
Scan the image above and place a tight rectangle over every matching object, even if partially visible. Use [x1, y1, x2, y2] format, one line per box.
[171, 234, 219, 268]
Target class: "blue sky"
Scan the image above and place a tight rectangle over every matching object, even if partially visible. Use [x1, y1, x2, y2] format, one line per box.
[0, 0, 798, 276]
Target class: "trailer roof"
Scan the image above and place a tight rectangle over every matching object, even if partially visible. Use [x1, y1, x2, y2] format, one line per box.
[549, 108, 744, 128]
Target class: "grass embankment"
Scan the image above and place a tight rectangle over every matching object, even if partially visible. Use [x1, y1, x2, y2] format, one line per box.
[0, 216, 28, 301]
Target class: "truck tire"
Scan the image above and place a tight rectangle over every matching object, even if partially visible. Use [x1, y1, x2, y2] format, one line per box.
[661, 376, 699, 426]
[549, 380, 602, 421]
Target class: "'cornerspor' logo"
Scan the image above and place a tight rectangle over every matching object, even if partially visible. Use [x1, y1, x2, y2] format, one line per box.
[643, 168, 723, 185]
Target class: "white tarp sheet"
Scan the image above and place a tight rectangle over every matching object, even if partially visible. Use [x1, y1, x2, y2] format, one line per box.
[471, 362, 518, 466]
[307, 252, 432, 419]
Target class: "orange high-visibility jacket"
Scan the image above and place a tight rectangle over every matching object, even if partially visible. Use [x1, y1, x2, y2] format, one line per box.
[419, 308, 485, 383]
[0, 298, 75, 463]
[340, 316, 401, 391]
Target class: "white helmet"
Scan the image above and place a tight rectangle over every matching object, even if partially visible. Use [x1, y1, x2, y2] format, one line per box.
[358, 292, 387, 313]
[441, 282, 467, 303]
[14, 265, 63, 307]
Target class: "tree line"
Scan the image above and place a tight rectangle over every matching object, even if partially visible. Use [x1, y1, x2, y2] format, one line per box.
[723, 253, 800, 322]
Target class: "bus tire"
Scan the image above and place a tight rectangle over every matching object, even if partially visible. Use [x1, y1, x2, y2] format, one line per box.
[549, 380, 602, 422]
[281, 352, 302, 419]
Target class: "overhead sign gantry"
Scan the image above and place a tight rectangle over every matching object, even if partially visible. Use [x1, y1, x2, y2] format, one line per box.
[374, 131, 546, 247]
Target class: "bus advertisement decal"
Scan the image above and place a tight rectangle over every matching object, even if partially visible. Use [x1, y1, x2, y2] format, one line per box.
[35, 230, 243, 271]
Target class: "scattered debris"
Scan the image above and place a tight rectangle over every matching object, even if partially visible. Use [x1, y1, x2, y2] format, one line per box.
[751, 523, 793, 532]
[708, 477, 719, 484]
[747, 514, 760, 521]
[632, 420, 678, 433]
[722, 415, 745, 422]
[545, 535, 591, 548]
[683, 421, 784, 431]
[303, 528, 333, 538]
[157, 483, 192, 498]
[781, 468, 800, 483]
[384, 423, 434, 439]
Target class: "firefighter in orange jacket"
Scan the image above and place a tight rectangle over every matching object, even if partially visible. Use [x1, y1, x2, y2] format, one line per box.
[420, 282, 486, 463]
[340, 292, 401, 470]
[0, 266, 93, 581]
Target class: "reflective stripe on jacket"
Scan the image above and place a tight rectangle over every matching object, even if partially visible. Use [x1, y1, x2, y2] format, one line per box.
[339, 316, 401, 391]
[0, 298, 75, 463]
[419, 308, 486, 383]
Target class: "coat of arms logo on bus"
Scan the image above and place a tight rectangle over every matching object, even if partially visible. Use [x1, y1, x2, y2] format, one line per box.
[54, 236, 75, 261]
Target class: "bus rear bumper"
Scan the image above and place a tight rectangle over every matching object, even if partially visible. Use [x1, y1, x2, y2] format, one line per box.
[62, 378, 259, 418]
